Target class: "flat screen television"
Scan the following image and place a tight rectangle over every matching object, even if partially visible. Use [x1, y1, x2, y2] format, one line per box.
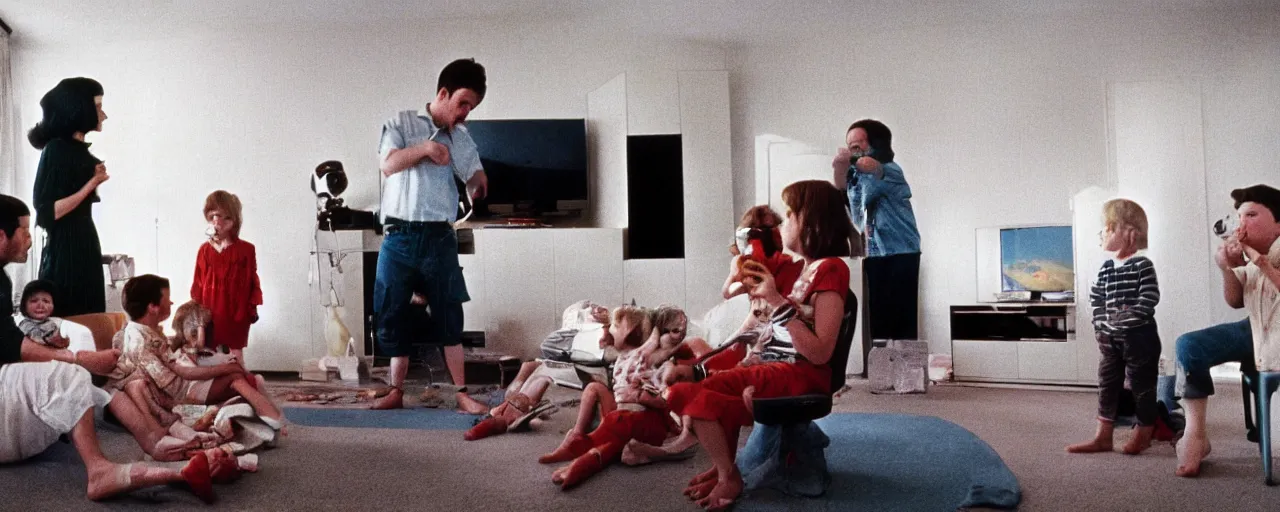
[464, 119, 588, 220]
[999, 225, 1074, 293]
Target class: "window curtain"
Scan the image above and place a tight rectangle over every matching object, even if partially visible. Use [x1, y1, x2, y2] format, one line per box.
[0, 28, 30, 300]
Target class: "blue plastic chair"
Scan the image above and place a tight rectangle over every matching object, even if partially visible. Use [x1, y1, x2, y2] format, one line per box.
[1240, 362, 1280, 486]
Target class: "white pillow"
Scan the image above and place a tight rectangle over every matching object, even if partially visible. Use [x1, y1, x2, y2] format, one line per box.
[690, 294, 752, 348]
[57, 318, 98, 354]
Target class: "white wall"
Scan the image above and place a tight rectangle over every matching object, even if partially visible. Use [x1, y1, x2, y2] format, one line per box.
[10, 20, 725, 370]
[730, 8, 1280, 353]
[11, 5, 1279, 368]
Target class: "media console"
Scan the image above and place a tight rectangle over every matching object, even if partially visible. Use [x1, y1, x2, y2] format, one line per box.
[950, 303, 1095, 386]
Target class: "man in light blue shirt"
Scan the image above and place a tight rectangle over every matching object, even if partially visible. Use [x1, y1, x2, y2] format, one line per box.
[371, 58, 490, 413]
[833, 119, 922, 361]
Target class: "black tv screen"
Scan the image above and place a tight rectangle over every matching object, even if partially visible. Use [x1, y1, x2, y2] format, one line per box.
[464, 119, 588, 219]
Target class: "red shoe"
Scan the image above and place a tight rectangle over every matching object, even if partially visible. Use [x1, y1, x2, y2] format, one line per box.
[558, 452, 605, 489]
[464, 417, 510, 441]
[206, 449, 243, 484]
[181, 451, 216, 504]
[539, 432, 592, 464]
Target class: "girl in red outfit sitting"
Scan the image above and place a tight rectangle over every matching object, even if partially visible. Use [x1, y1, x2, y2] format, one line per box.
[663, 180, 859, 510]
[191, 191, 263, 365]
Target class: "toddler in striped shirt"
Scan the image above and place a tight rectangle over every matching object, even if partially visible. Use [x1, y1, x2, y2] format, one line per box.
[1068, 198, 1162, 455]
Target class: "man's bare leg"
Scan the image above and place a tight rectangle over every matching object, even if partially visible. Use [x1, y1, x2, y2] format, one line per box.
[1177, 398, 1212, 477]
[68, 408, 212, 502]
[444, 344, 488, 414]
[371, 356, 408, 410]
[107, 393, 197, 462]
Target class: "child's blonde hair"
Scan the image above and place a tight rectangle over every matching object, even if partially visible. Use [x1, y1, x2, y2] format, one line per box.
[1103, 198, 1149, 250]
[612, 305, 652, 349]
[204, 190, 244, 239]
[650, 305, 687, 338]
[170, 300, 212, 352]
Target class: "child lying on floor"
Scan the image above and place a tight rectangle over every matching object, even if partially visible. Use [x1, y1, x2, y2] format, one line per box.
[539, 305, 697, 489]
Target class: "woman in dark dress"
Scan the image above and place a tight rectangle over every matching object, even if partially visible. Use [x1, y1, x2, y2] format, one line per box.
[29, 77, 110, 317]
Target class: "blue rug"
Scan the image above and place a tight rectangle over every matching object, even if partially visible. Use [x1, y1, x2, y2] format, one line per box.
[283, 407, 482, 430]
[737, 413, 1021, 512]
[282, 391, 503, 430]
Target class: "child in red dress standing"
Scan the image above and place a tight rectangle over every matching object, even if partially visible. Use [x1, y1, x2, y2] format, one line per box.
[191, 190, 262, 366]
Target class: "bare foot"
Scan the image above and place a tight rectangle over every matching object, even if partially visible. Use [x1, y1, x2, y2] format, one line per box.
[1176, 435, 1212, 477]
[456, 393, 489, 415]
[686, 479, 718, 500]
[556, 451, 605, 489]
[621, 444, 650, 466]
[1065, 437, 1113, 453]
[85, 464, 133, 501]
[1123, 426, 1155, 455]
[695, 472, 743, 511]
[551, 464, 570, 485]
[686, 466, 718, 498]
[370, 388, 404, 410]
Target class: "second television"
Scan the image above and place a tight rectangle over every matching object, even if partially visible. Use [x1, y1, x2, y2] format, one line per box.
[464, 119, 587, 220]
[999, 225, 1075, 293]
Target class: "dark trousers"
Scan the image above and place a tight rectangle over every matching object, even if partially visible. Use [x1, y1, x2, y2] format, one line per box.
[1096, 324, 1161, 425]
[864, 252, 920, 340]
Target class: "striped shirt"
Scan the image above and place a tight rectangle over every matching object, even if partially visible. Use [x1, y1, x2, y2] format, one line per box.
[765, 258, 851, 361]
[1090, 253, 1160, 335]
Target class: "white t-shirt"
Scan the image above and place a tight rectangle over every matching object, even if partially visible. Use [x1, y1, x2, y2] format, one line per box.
[1235, 238, 1280, 371]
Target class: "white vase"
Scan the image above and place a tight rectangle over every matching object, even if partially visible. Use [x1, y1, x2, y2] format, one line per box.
[324, 305, 351, 357]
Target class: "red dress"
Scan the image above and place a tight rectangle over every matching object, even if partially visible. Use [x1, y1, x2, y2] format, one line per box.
[191, 240, 262, 350]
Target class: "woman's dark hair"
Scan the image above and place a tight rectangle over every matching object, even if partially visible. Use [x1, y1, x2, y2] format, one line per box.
[847, 119, 895, 163]
[781, 180, 863, 259]
[28, 77, 103, 150]
[122, 274, 169, 321]
[19, 279, 57, 317]
[437, 58, 487, 101]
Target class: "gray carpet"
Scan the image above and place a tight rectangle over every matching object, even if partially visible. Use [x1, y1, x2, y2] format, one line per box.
[1, 379, 1276, 510]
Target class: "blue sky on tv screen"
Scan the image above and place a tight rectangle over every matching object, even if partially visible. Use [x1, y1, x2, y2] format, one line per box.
[1000, 226, 1073, 267]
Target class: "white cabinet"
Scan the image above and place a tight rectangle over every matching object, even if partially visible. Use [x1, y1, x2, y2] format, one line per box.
[952, 340, 1021, 381]
[624, 259, 686, 308]
[476, 229, 558, 359]
[552, 229, 626, 313]
[950, 304, 1091, 386]
[474, 228, 625, 359]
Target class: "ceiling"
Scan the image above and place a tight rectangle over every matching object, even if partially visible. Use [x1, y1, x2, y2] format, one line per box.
[2, 0, 1277, 47]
